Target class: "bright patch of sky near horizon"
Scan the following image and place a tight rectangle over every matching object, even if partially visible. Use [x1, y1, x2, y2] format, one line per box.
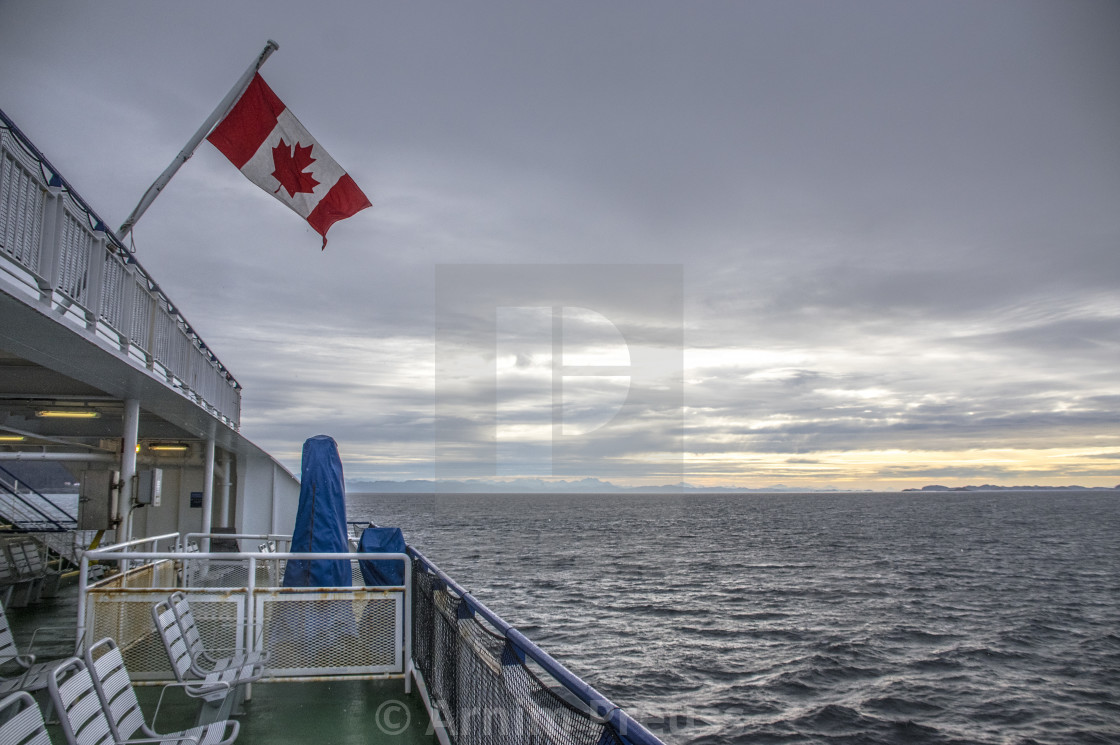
[1, 1, 1118, 489]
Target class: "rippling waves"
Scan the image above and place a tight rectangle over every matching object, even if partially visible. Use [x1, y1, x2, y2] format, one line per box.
[349, 491, 1120, 744]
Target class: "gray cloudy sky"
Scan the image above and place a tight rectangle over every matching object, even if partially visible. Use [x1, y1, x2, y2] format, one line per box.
[2, 1, 1118, 489]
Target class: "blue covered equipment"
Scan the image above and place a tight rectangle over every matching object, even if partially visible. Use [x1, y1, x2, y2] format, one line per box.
[358, 526, 406, 586]
[282, 435, 351, 587]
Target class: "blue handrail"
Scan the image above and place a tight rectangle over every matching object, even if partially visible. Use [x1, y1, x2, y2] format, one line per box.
[408, 545, 664, 745]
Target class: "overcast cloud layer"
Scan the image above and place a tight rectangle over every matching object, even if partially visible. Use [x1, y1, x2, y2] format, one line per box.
[2, 1, 1118, 489]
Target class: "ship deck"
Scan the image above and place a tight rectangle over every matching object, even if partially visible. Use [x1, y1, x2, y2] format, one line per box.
[129, 677, 436, 745]
[6, 582, 437, 745]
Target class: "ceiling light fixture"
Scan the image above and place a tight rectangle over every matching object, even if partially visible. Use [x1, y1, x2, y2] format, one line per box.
[0, 435, 26, 442]
[36, 410, 100, 419]
[149, 443, 190, 452]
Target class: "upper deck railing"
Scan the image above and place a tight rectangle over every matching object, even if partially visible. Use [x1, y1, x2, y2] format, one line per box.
[0, 109, 240, 428]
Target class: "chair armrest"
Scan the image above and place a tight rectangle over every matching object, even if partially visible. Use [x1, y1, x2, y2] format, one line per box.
[26, 624, 80, 655]
[116, 736, 200, 745]
[152, 680, 230, 727]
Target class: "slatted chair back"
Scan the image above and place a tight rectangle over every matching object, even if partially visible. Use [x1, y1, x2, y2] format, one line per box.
[0, 691, 52, 745]
[0, 550, 18, 586]
[84, 639, 145, 743]
[0, 598, 70, 698]
[0, 540, 41, 608]
[47, 657, 114, 745]
[151, 599, 194, 686]
[0, 599, 23, 667]
[153, 597, 261, 712]
[20, 541, 42, 576]
[167, 592, 269, 677]
[169, 592, 209, 667]
[84, 637, 238, 745]
[7, 541, 39, 580]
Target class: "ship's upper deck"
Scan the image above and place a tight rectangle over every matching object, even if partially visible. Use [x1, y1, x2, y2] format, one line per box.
[1, 108, 239, 443]
[0, 108, 299, 543]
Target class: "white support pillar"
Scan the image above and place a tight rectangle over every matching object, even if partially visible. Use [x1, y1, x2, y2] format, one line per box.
[216, 451, 231, 529]
[201, 438, 215, 552]
[119, 398, 140, 540]
[269, 463, 278, 535]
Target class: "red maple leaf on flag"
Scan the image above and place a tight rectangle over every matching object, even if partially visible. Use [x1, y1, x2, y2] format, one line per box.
[271, 138, 320, 197]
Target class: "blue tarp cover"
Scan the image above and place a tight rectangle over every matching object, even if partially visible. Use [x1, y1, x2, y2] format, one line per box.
[358, 526, 406, 586]
[282, 435, 351, 587]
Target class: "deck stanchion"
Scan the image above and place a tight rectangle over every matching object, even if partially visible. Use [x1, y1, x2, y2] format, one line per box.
[119, 398, 140, 545]
[76, 554, 89, 652]
[246, 551, 256, 701]
[201, 440, 215, 555]
[403, 556, 412, 694]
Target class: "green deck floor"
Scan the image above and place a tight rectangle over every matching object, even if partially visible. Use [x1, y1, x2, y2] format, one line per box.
[126, 678, 437, 745]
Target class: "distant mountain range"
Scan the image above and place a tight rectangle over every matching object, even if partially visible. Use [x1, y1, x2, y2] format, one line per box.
[7, 462, 1114, 495]
[345, 478, 829, 494]
[346, 478, 1120, 494]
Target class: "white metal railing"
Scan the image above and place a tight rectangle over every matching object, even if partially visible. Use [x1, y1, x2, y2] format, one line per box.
[78, 536, 412, 685]
[0, 114, 241, 428]
[180, 532, 292, 553]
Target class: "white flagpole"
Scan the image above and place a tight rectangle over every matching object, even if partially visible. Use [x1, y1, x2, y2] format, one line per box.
[118, 40, 280, 242]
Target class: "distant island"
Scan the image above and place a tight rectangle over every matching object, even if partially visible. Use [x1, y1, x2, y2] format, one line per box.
[901, 484, 1120, 492]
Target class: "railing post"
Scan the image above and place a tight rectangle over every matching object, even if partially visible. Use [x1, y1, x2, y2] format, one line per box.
[84, 230, 106, 330]
[76, 554, 89, 654]
[246, 554, 256, 657]
[145, 293, 158, 370]
[117, 262, 135, 355]
[404, 556, 413, 694]
[201, 439, 215, 554]
[36, 185, 63, 304]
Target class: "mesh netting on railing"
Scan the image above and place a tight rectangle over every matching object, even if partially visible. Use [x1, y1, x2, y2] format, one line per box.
[412, 559, 623, 745]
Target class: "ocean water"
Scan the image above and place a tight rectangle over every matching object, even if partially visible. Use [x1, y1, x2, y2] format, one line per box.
[348, 490, 1120, 745]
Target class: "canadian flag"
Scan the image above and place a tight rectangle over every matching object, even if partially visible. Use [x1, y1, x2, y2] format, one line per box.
[207, 74, 371, 248]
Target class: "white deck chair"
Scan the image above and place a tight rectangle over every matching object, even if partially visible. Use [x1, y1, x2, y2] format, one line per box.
[85, 638, 238, 745]
[0, 540, 39, 609]
[0, 598, 67, 697]
[152, 599, 259, 723]
[168, 592, 269, 675]
[48, 651, 219, 745]
[0, 690, 51, 745]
